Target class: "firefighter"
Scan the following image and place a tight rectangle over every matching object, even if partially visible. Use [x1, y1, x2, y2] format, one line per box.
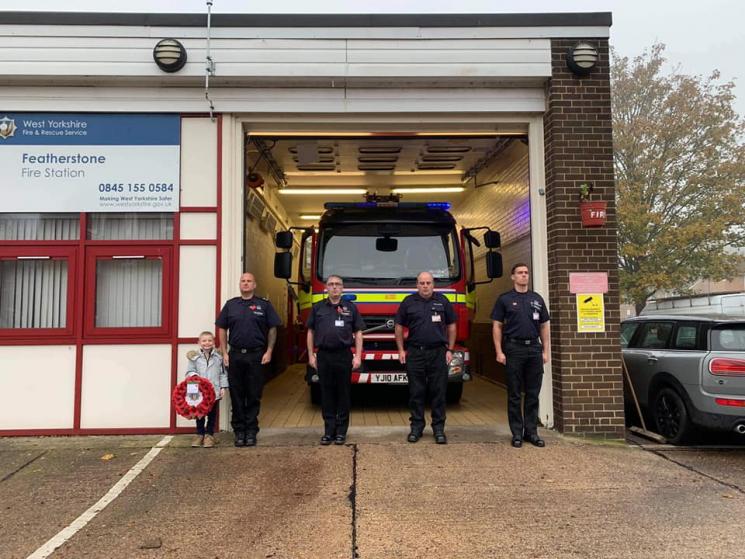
[216, 272, 282, 447]
[491, 263, 551, 448]
[307, 275, 365, 445]
[395, 271, 456, 444]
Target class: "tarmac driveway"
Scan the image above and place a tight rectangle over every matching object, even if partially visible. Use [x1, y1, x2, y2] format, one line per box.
[1, 427, 744, 559]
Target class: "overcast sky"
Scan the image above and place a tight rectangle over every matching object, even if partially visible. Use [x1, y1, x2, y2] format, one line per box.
[3, 0, 744, 116]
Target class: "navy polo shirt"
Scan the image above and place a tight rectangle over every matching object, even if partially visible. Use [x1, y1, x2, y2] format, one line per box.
[215, 296, 282, 350]
[307, 298, 365, 350]
[395, 292, 456, 347]
[490, 289, 550, 339]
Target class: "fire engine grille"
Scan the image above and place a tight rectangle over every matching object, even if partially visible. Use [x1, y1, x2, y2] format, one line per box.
[362, 315, 396, 333]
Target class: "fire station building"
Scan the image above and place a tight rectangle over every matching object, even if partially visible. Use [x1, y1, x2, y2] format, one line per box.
[0, 12, 622, 437]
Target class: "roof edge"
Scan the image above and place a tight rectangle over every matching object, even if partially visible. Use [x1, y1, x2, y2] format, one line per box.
[0, 12, 612, 28]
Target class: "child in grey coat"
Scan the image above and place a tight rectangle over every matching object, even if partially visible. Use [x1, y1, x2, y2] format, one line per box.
[186, 331, 229, 448]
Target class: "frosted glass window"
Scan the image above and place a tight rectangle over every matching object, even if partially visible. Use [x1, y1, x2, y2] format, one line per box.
[0, 258, 68, 328]
[0, 213, 79, 240]
[95, 258, 162, 327]
[88, 213, 173, 240]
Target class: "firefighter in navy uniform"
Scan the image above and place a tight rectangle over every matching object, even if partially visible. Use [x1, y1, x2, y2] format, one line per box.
[491, 263, 551, 448]
[395, 271, 457, 444]
[307, 275, 365, 445]
[216, 272, 282, 447]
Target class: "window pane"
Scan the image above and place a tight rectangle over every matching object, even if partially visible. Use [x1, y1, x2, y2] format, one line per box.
[0, 259, 68, 328]
[87, 213, 173, 240]
[712, 325, 745, 351]
[674, 325, 698, 350]
[95, 258, 162, 327]
[620, 323, 638, 348]
[638, 323, 673, 349]
[0, 213, 79, 240]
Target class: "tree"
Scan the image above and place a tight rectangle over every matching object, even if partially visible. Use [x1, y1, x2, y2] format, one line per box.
[612, 44, 745, 314]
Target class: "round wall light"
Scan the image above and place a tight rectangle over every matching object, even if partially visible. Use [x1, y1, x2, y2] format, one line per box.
[153, 39, 187, 73]
[566, 42, 599, 76]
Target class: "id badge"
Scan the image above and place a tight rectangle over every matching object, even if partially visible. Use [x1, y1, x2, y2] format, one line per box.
[533, 312, 540, 320]
[335, 319, 345, 327]
[431, 314, 442, 323]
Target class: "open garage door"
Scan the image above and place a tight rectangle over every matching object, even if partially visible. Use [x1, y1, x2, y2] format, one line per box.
[239, 129, 535, 430]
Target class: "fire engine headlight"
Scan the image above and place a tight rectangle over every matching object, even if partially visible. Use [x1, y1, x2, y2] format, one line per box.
[448, 351, 464, 375]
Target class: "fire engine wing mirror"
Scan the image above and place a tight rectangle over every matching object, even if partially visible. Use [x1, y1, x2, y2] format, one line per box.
[376, 236, 398, 252]
[484, 231, 501, 249]
[275, 231, 293, 249]
[486, 252, 503, 279]
[274, 252, 292, 279]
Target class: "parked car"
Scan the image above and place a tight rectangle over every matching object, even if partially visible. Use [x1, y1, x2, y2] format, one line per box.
[621, 314, 745, 444]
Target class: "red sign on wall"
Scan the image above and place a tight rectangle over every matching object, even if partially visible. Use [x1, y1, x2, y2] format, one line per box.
[569, 272, 608, 294]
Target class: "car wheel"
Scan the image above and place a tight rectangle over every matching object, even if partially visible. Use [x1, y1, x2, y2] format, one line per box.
[446, 383, 463, 404]
[653, 387, 691, 444]
[310, 383, 321, 405]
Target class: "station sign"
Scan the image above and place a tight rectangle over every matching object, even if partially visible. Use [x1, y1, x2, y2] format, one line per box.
[0, 113, 180, 212]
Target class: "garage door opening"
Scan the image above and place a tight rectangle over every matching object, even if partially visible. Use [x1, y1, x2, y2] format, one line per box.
[241, 129, 533, 430]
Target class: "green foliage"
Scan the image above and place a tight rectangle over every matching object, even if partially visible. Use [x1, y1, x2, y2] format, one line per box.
[612, 44, 745, 313]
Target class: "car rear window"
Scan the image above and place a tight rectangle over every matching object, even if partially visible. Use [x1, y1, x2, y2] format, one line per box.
[711, 324, 745, 351]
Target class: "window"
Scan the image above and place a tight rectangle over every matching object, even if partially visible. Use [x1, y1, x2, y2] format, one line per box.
[87, 213, 173, 240]
[637, 322, 674, 349]
[85, 246, 172, 337]
[711, 325, 745, 351]
[0, 247, 76, 337]
[301, 232, 313, 283]
[620, 322, 639, 348]
[673, 324, 699, 350]
[0, 213, 79, 241]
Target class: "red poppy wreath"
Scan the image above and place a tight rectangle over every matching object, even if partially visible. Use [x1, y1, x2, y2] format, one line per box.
[172, 376, 216, 419]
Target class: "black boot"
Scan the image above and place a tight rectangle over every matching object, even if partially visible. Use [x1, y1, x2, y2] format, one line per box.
[234, 432, 246, 447]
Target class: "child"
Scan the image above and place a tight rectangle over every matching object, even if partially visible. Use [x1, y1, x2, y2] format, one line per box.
[186, 331, 228, 448]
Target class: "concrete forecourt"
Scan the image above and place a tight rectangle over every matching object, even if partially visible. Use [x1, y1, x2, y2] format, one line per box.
[2, 430, 744, 559]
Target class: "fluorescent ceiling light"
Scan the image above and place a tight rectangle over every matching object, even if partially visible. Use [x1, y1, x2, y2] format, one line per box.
[392, 187, 465, 194]
[300, 214, 322, 220]
[279, 188, 367, 195]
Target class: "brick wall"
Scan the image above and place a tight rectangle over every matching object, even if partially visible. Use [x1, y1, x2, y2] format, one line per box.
[543, 38, 624, 437]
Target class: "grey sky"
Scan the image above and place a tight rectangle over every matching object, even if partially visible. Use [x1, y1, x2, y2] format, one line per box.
[3, 0, 744, 116]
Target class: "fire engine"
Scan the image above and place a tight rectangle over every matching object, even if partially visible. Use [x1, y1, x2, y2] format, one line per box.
[274, 194, 502, 403]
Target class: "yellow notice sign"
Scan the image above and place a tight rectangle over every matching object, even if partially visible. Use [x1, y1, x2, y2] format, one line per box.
[576, 293, 605, 333]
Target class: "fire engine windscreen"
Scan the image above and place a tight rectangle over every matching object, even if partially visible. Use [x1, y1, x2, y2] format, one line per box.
[318, 223, 460, 286]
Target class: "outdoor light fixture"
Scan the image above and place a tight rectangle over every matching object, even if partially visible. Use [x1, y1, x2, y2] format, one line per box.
[566, 42, 599, 76]
[279, 189, 367, 195]
[153, 39, 187, 73]
[391, 187, 465, 194]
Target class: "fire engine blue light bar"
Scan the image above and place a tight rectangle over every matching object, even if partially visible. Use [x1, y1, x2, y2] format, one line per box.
[324, 202, 451, 210]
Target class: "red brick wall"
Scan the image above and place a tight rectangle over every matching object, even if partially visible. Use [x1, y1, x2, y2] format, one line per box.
[543, 38, 624, 437]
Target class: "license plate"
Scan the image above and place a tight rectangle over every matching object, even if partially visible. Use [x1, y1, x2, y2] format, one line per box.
[371, 373, 408, 384]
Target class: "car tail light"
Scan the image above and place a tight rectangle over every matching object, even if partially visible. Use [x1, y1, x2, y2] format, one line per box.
[709, 358, 745, 375]
[715, 398, 745, 407]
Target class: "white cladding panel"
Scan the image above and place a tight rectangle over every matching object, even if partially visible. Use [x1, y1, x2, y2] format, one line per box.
[180, 212, 217, 240]
[0, 86, 546, 113]
[81, 344, 171, 428]
[181, 118, 218, 207]
[0, 27, 552, 80]
[178, 245, 217, 339]
[0, 345, 76, 430]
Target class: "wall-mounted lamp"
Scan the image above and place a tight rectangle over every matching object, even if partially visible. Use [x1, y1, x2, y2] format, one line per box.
[153, 39, 188, 73]
[566, 42, 599, 76]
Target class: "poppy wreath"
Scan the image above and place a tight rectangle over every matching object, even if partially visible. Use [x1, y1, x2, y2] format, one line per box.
[172, 376, 216, 419]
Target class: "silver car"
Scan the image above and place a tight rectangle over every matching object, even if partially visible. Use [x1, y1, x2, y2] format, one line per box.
[621, 314, 745, 444]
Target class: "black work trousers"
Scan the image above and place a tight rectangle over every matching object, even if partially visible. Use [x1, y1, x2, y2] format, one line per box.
[317, 348, 353, 437]
[228, 349, 265, 435]
[406, 346, 448, 434]
[504, 340, 544, 438]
